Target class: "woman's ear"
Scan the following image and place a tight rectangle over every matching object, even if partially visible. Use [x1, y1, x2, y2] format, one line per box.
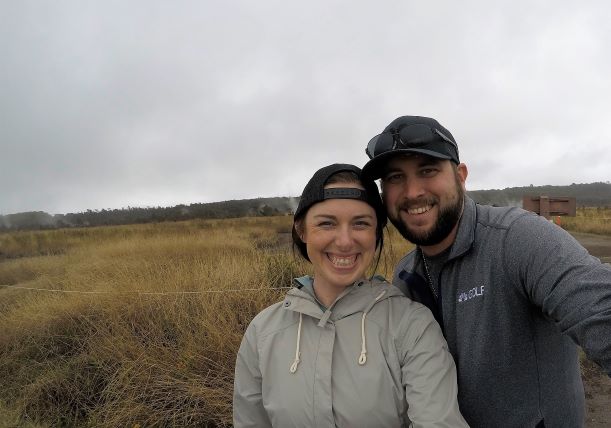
[295, 219, 306, 242]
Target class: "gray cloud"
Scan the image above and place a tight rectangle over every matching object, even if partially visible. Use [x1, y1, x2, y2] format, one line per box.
[1, 0, 610, 214]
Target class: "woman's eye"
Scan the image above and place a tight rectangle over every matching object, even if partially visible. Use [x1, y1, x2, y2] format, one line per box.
[317, 221, 334, 228]
[354, 221, 372, 228]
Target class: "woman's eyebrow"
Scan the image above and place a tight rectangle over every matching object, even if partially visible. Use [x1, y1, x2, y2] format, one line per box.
[312, 214, 337, 220]
[312, 213, 374, 220]
[353, 214, 375, 219]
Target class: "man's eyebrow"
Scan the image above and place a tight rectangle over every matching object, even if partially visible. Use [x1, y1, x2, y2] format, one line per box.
[416, 158, 442, 167]
[382, 166, 402, 176]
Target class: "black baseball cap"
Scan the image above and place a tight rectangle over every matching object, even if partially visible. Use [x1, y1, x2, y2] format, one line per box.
[362, 116, 460, 180]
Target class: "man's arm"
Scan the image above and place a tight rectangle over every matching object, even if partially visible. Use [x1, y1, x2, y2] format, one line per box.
[503, 214, 611, 375]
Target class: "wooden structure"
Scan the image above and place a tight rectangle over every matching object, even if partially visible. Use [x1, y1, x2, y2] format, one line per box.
[522, 196, 576, 218]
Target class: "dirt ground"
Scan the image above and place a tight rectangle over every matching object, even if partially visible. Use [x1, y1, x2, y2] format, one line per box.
[570, 232, 611, 428]
[572, 232, 611, 265]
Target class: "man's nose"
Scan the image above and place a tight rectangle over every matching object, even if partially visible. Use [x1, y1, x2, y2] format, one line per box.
[401, 178, 426, 200]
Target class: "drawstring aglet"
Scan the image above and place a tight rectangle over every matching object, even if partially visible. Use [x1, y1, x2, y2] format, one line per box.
[357, 290, 385, 366]
[290, 353, 301, 373]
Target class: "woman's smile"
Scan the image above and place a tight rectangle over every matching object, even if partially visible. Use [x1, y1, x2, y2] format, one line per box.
[327, 253, 359, 268]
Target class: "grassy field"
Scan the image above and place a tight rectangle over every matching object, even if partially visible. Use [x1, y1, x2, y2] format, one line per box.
[0, 208, 607, 427]
[560, 207, 611, 235]
[0, 216, 410, 427]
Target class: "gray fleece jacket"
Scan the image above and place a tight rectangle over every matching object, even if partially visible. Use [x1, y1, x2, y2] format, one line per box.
[393, 196, 611, 428]
[233, 276, 468, 428]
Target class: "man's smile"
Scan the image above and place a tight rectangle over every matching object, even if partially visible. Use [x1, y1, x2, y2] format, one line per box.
[406, 204, 434, 215]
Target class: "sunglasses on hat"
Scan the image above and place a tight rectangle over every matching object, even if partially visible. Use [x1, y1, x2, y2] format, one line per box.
[365, 123, 459, 163]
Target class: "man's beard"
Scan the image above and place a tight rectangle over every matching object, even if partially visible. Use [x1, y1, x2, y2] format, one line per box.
[390, 183, 464, 247]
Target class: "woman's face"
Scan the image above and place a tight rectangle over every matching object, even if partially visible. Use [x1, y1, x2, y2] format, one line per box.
[301, 183, 377, 293]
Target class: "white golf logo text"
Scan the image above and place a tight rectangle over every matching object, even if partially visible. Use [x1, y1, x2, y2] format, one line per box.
[457, 286, 485, 303]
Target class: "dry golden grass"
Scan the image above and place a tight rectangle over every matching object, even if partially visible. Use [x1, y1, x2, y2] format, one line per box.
[1, 206, 607, 426]
[0, 217, 412, 427]
[560, 207, 611, 236]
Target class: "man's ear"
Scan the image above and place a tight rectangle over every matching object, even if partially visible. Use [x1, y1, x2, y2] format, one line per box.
[456, 163, 468, 189]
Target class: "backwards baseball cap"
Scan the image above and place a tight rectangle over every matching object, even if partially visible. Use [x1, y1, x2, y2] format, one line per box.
[293, 163, 386, 261]
[362, 115, 460, 180]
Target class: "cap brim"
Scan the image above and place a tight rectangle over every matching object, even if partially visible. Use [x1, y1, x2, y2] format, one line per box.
[362, 148, 452, 180]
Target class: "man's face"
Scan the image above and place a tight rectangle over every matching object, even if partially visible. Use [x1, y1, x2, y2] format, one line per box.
[381, 154, 467, 248]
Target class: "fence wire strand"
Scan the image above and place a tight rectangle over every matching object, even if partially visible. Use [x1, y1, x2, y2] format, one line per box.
[0, 283, 292, 295]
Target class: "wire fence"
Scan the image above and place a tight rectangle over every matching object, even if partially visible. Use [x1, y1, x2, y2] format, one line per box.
[0, 283, 292, 296]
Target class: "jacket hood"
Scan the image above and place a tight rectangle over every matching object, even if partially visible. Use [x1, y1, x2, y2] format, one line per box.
[286, 275, 404, 323]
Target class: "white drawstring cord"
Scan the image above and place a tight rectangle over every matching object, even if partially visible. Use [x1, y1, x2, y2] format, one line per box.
[358, 311, 368, 365]
[289, 313, 303, 373]
[358, 290, 387, 366]
[287, 288, 387, 370]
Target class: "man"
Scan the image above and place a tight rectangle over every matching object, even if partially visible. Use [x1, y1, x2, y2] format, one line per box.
[362, 115, 611, 427]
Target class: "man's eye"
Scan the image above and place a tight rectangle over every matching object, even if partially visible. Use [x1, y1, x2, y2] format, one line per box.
[384, 173, 403, 184]
[420, 168, 438, 177]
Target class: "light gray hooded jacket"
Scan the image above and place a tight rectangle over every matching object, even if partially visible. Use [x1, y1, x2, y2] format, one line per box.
[233, 276, 468, 428]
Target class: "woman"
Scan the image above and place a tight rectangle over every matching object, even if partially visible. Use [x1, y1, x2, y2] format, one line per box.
[233, 163, 467, 427]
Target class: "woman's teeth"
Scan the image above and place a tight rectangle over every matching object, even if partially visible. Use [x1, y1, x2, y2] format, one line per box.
[328, 254, 357, 267]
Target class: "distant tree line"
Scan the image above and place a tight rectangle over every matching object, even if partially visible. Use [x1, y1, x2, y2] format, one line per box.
[0, 197, 298, 231]
[1, 182, 610, 232]
[467, 182, 611, 207]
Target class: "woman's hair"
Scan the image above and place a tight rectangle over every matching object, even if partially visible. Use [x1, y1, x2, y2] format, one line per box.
[292, 164, 386, 263]
[324, 170, 361, 186]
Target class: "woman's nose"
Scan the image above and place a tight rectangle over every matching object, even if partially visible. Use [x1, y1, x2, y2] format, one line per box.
[334, 226, 354, 249]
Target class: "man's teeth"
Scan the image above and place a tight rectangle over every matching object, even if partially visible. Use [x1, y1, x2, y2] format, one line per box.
[407, 205, 432, 215]
[329, 255, 357, 267]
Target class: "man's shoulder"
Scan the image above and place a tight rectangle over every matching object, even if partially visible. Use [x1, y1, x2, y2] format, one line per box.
[474, 202, 536, 230]
[474, 202, 574, 244]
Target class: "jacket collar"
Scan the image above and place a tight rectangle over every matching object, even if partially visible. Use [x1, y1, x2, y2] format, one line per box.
[285, 276, 402, 324]
[447, 195, 476, 261]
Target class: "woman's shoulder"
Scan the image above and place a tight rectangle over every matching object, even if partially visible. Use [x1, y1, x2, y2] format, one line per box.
[248, 299, 286, 326]
[366, 276, 437, 327]
[244, 298, 299, 340]
[369, 276, 432, 309]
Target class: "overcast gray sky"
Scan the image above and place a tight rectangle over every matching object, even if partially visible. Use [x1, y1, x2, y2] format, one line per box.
[1, 0, 610, 215]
